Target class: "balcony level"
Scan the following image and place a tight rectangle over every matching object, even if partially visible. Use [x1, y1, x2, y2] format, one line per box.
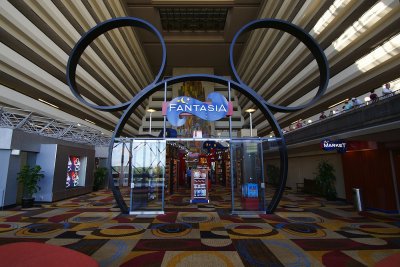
[284, 93, 400, 145]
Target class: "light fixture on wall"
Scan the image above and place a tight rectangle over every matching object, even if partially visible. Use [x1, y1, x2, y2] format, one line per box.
[147, 109, 156, 134]
[245, 108, 256, 137]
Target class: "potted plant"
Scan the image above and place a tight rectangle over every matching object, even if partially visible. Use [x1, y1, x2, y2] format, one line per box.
[93, 167, 107, 191]
[17, 165, 44, 208]
[315, 160, 337, 200]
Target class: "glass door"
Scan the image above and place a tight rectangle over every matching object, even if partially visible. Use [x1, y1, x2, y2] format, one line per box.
[230, 139, 266, 214]
[129, 139, 166, 214]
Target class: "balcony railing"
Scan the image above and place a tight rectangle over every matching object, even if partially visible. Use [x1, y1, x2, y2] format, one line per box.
[283, 89, 400, 145]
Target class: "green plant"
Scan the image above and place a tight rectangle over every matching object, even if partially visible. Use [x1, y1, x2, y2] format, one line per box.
[266, 165, 280, 186]
[17, 165, 44, 199]
[93, 167, 107, 191]
[315, 160, 337, 200]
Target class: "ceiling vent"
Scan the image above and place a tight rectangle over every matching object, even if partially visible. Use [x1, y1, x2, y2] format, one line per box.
[159, 8, 228, 32]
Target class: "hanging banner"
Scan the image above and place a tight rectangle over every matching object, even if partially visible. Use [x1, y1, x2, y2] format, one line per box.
[162, 92, 233, 126]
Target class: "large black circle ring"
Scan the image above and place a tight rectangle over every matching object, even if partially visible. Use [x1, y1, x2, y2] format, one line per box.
[66, 17, 167, 111]
[65, 17, 330, 215]
[229, 19, 329, 113]
[109, 75, 289, 214]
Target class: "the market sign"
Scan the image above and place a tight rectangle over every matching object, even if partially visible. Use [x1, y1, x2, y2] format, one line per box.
[162, 92, 233, 126]
[321, 139, 347, 153]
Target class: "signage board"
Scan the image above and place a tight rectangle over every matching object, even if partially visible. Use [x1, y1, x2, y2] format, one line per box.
[321, 139, 347, 153]
[162, 92, 233, 126]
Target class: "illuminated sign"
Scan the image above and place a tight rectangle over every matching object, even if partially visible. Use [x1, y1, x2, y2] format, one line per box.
[321, 139, 347, 153]
[162, 92, 233, 126]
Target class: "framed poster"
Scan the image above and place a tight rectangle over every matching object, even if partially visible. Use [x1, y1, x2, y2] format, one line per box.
[66, 156, 81, 188]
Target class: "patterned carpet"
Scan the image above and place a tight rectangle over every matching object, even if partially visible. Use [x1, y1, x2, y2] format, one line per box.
[0, 186, 399, 267]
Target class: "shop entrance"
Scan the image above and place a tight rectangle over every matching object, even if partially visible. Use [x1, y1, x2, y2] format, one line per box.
[112, 137, 272, 215]
[164, 138, 231, 207]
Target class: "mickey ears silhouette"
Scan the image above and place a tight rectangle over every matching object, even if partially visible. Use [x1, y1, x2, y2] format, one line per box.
[66, 17, 329, 214]
[66, 17, 329, 114]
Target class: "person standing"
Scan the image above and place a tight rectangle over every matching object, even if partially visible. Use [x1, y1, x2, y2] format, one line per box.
[344, 101, 353, 111]
[351, 97, 362, 107]
[296, 119, 303, 129]
[382, 83, 393, 96]
[369, 90, 378, 102]
[319, 111, 327, 120]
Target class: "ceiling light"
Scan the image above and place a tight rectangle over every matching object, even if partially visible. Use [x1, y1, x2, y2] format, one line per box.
[313, 0, 351, 35]
[77, 123, 81, 127]
[356, 33, 400, 72]
[308, 119, 312, 123]
[85, 119, 96, 125]
[147, 109, 156, 112]
[38, 98, 59, 109]
[328, 99, 349, 109]
[364, 96, 371, 102]
[245, 108, 256, 113]
[333, 1, 393, 52]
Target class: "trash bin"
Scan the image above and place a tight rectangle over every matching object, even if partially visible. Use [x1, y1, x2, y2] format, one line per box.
[353, 188, 363, 212]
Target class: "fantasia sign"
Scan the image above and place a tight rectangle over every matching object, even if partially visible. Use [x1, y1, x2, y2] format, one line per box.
[162, 92, 233, 126]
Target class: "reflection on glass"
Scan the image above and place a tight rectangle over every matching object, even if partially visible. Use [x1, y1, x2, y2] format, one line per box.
[231, 140, 266, 212]
[112, 140, 166, 213]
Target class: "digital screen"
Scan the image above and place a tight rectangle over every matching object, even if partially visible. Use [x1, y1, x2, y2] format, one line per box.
[66, 156, 80, 188]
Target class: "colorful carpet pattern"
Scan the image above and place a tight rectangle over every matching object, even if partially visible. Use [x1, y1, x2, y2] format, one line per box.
[0, 186, 399, 267]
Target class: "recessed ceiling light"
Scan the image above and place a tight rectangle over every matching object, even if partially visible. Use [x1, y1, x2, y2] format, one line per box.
[85, 119, 96, 124]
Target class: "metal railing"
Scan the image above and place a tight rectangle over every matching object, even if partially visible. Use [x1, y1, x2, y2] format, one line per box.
[284, 88, 400, 134]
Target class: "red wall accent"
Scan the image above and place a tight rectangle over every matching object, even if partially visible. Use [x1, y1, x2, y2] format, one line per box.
[342, 149, 397, 211]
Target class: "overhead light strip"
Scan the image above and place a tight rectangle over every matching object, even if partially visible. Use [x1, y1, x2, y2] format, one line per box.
[38, 98, 59, 109]
[328, 98, 349, 108]
[85, 119, 96, 125]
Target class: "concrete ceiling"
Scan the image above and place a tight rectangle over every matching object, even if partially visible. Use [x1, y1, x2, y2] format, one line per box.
[124, 0, 261, 75]
[1, 0, 399, 138]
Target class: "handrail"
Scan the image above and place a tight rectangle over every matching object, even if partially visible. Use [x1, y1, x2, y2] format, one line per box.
[284, 88, 400, 134]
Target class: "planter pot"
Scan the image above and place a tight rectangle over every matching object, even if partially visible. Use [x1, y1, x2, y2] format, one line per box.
[21, 197, 35, 208]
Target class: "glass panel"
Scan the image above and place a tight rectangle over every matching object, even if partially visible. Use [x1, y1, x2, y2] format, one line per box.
[111, 142, 130, 188]
[230, 139, 266, 213]
[129, 140, 166, 213]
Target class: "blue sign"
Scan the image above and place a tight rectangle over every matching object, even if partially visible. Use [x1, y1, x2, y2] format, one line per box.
[245, 183, 258, 198]
[321, 139, 347, 153]
[163, 92, 231, 126]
